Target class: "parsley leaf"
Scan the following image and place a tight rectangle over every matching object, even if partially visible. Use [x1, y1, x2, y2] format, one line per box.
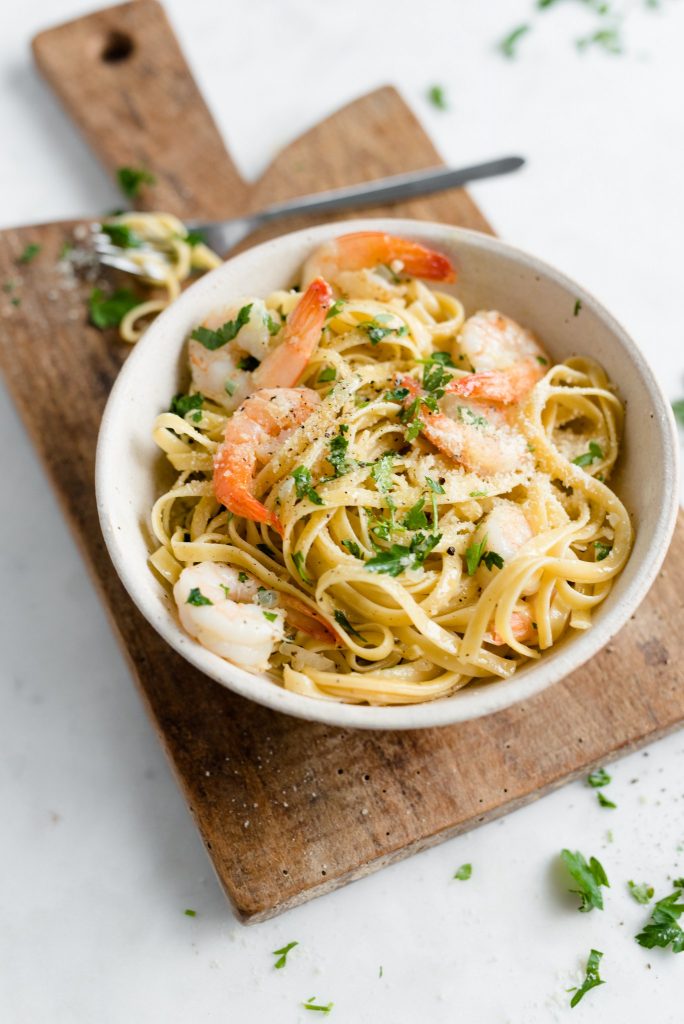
[427, 84, 448, 110]
[361, 317, 408, 345]
[587, 767, 611, 788]
[101, 223, 141, 248]
[191, 304, 253, 350]
[186, 588, 212, 606]
[170, 392, 204, 422]
[419, 351, 456, 368]
[302, 998, 333, 1015]
[560, 849, 610, 912]
[426, 476, 445, 494]
[184, 229, 207, 247]
[403, 498, 429, 531]
[88, 287, 140, 329]
[628, 881, 654, 905]
[594, 541, 612, 561]
[597, 791, 617, 809]
[334, 610, 366, 640]
[291, 466, 324, 506]
[453, 863, 472, 880]
[465, 537, 487, 576]
[385, 386, 411, 403]
[365, 532, 441, 577]
[272, 941, 298, 969]
[673, 399, 684, 426]
[17, 243, 41, 264]
[569, 949, 605, 1008]
[574, 299, 582, 316]
[264, 312, 281, 336]
[237, 572, 249, 583]
[341, 539, 362, 559]
[500, 23, 531, 58]
[371, 454, 395, 494]
[292, 551, 313, 584]
[577, 27, 623, 55]
[116, 166, 156, 198]
[456, 405, 488, 428]
[183, 908, 196, 916]
[482, 550, 504, 571]
[327, 427, 352, 478]
[325, 298, 345, 320]
[237, 354, 260, 372]
[262, 610, 279, 623]
[318, 366, 336, 383]
[572, 441, 603, 467]
[635, 889, 684, 952]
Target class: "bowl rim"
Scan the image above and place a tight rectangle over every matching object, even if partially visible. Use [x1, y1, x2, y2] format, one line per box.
[96, 217, 680, 730]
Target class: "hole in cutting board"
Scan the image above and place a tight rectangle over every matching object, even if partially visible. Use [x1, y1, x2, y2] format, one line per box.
[101, 31, 134, 63]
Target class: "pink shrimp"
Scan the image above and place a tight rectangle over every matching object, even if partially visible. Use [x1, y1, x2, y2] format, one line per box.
[445, 359, 544, 405]
[252, 276, 332, 389]
[302, 231, 456, 289]
[213, 387, 321, 535]
[486, 609, 535, 646]
[278, 593, 340, 645]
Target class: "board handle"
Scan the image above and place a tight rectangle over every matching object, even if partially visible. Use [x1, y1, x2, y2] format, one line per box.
[32, 0, 248, 220]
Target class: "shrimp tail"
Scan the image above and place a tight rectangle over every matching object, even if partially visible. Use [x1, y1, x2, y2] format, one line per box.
[253, 276, 332, 389]
[336, 231, 456, 282]
[279, 593, 340, 644]
[213, 437, 284, 536]
[447, 359, 543, 405]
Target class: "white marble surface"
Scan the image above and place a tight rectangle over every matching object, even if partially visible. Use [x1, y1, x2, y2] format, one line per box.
[1, 1, 683, 1021]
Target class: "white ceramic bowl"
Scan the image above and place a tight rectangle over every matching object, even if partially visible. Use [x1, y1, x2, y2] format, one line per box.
[96, 218, 679, 730]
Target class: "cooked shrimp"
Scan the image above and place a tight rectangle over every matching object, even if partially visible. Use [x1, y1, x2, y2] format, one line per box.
[302, 231, 455, 299]
[446, 359, 543, 405]
[213, 387, 321, 534]
[252, 277, 332, 388]
[451, 310, 548, 405]
[470, 502, 535, 587]
[189, 298, 276, 411]
[174, 562, 337, 671]
[486, 609, 535, 647]
[174, 562, 285, 672]
[400, 376, 531, 476]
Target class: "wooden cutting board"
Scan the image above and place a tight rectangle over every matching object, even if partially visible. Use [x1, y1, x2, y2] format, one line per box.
[1, 0, 680, 923]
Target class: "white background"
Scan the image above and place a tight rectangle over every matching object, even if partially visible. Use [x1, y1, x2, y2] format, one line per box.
[1, 1, 683, 1021]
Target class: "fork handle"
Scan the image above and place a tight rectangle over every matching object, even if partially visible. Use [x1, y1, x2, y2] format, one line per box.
[253, 158, 525, 225]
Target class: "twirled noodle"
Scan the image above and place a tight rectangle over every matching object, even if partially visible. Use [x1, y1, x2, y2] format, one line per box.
[149, 257, 632, 707]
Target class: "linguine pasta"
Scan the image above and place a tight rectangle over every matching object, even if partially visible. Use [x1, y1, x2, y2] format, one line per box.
[149, 238, 632, 707]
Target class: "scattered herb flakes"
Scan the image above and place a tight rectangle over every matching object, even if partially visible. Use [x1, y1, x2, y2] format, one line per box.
[572, 441, 603, 467]
[101, 223, 141, 248]
[186, 588, 212, 607]
[334, 610, 366, 641]
[465, 535, 503, 575]
[635, 889, 684, 952]
[170, 392, 204, 422]
[264, 312, 281, 336]
[184, 908, 196, 917]
[191, 303, 253, 350]
[536, 355, 548, 365]
[587, 767, 611, 788]
[365, 532, 441, 577]
[597, 791, 617, 809]
[89, 287, 140, 329]
[674, 879, 684, 889]
[302, 998, 333, 1015]
[292, 551, 313, 585]
[499, 23, 531, 58]
[224, 379, 237, 397]
[560, 849, 609, 912]
[628, 881, 654, 905]
[272, 940, 298, 969]
[426, 476, 445, 494]
[237, 354, 260, 372]
[318, 366, 337, 383]
[10, 297, 20, 308]
[453, 863, 472, 881]
[371, 453, 395, 494]
[238, 571, 249, 583]
[427, 84, 448, 110]
[469, 490, 488, 498]
[325, 298, 345, 321]
[327, 427, 352, 478]
[341, 539, 362, 559]
[577, 27, 623, 55]
[385, 385, 411, 404]
[292, 466, 324, 506]
[672, 399, 684, 425]
[378, 965, 383, 978]
[117, 165, 156, 198]
[569, 949, 605, 1008]
[263, 610, 279, 623]
[594, 541, 612, 561]
[574, 299, 583, 317]
[17, 243, 41, 264]
[185, 229, 207, 247]
[456, 405, 488, 429]
[361, 317, 408, 345]
[403, 498, 429, 531]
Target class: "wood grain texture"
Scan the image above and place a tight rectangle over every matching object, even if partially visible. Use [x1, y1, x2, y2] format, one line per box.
[0, 1, 679, 923]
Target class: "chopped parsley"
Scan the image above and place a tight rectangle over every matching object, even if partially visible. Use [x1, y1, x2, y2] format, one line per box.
[499, 23, 531, 58]
[569, 949, 605, 1008]
[302, 998, 333, 1015]
[183, 908, 196, 917]
[237, 354, 260, 372]
[292, 551, 313, 584]
[365, 532, 441, 577]
[237, 572, 249, 583]
[116, 165, 156, 198]
[422, 360, 453, 398]
[333, 610, 366, 640]
[577, 27, 623, 55]
[262, 610, 279, 623]
[224, 380, 236, 397]
[291, 466, 324, 505]
[17, 243, 41, 264]
[191, 304, 253, 350]
[628, 881, 654, 905]
[341, 539, 362, 559]
[327, 426, 352, 478]
[427, 84, 448, 110]
[361, 317, 408, 345]
[272, 941, 298, 969]
[572, 441, 603, 467]
[453, 863, 472, 881]
[635, 889, 684, 952]
[264, 312, 281, 336]
[597, 791, 617, 809]
[426, 476, 445, 494]
[465, 535, 504, 576]
[186, 588, 212, 606]
[403, 498, 429, 531]
[318, 366, 337, 383]
[594, 541, 612, 561]
[574, 299, 582, 317]
[170, 392, 204, 422]
[184, 229, 207, 247]
[89, 287, 140, 329]
[560, 849, 609, 912]
[456, 405, 488, 429]
[371, 453, 395, 494]
[587, 767, 611, 788]
[385, 386, 411, 403]
[469, 490, 488, 498]
[673, 399, 684, 425]
[325, 298, 345, 320]
[101, 223, 140, 248]
[419, 351, 456, 368]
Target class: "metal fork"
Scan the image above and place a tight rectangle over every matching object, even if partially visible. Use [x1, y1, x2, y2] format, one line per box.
[93, 156, 524, 279]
